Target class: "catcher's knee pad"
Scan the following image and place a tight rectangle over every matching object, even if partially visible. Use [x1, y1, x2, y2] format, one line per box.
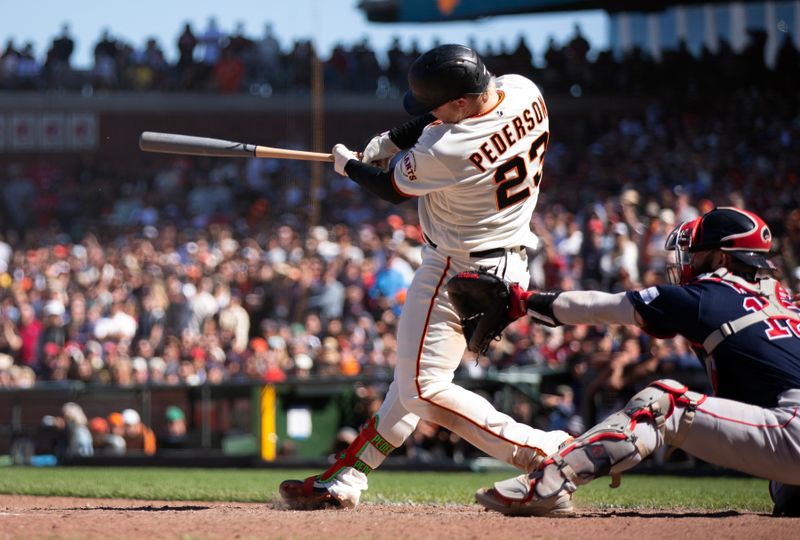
[646, 378, 706, 447]
[533, 379, 705, 499]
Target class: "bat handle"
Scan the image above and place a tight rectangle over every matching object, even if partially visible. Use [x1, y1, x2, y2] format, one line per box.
[254, 146, 334, 162]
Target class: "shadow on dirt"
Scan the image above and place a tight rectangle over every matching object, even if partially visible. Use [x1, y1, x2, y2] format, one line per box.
[65, 505, 212, 512]
[581, 510, 751, 518]
[270, 502, 343, 512]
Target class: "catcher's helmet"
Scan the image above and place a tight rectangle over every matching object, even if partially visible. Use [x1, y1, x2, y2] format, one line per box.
[665, 207, 772, 284]
[403, 44, 491, 116]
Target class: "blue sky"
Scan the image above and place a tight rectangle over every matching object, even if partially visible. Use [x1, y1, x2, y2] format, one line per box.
[3, 0, 607, 67]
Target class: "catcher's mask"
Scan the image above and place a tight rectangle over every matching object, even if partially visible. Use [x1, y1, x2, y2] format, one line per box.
[665, 218, 700, 284]
[665, 207, 772, 285]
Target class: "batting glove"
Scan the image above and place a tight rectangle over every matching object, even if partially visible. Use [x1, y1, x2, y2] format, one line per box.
[361, 132, 400, 164]
[332, 144, 358, 176]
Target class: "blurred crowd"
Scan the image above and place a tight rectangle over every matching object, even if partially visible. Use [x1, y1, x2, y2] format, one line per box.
[1, 20, 797, 97]
[1, 22, 798, 459]
[17, 401, 186, 463]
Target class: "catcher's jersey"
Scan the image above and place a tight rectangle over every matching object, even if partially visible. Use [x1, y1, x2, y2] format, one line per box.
[627, 276, 800, 407]
[391, 74, 549, 258]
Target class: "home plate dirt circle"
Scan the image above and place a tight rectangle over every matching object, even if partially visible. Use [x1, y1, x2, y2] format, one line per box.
[0, 495, 795, 539]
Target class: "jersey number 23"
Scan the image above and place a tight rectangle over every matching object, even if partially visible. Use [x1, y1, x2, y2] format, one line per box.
[493, 131, 549, 211]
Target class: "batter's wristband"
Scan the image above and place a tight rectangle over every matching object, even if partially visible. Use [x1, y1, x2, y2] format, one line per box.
[344, 160, 410, 204]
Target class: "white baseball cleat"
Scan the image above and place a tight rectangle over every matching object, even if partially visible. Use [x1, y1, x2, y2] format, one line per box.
[475, 472, 574, 517]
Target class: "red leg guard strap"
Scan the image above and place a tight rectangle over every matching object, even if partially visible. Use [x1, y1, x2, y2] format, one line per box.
[318, 416, 396, 482]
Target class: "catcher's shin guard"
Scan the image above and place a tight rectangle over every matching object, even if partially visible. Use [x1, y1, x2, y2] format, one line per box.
[476, 379, 706, 515]
[531, 379, 706, 500]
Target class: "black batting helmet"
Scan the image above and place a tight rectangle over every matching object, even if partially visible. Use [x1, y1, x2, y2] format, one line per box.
[403, 44, 491, 116]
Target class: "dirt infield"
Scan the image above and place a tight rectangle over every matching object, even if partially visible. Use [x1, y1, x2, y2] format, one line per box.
[1, 495, 796, 539]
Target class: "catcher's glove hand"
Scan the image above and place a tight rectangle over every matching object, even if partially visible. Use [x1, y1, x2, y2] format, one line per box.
[446, 270, 530, 355]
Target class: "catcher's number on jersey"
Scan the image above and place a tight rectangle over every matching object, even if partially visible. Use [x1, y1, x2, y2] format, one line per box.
[493, 131, 549, 210]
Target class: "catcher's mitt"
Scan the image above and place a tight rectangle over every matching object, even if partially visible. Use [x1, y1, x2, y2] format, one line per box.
[446, 270, 514, 355]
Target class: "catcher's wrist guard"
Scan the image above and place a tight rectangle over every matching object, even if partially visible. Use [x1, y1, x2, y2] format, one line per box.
[528, 290, 564, 327]
[508, 283, 532, 320]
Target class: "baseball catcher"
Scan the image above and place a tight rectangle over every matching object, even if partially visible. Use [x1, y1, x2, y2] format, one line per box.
[455, 207, 800, 517]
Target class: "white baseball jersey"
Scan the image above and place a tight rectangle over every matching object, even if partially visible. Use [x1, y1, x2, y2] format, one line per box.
[391, 74, 550, 258]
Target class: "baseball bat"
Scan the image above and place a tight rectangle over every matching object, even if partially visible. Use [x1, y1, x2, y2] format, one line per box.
[139, 131, 334, 162]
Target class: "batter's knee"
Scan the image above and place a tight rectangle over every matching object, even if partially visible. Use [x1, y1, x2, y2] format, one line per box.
[397, 393, 424, 418]
[397, 382, 427, 417]
[396, 376, 444, 420]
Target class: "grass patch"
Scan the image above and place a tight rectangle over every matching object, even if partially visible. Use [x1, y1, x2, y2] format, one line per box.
[574, 475, 771, 511]
[0, 467, 772, 512]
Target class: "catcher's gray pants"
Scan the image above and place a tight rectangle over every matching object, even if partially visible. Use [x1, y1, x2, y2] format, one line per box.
[496, 384, 800, 514]
[656, 388, 800, 483]
[535, 384, 800, 505]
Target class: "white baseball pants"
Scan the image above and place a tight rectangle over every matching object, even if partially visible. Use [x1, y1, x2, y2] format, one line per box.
[370, 246, 569, 469]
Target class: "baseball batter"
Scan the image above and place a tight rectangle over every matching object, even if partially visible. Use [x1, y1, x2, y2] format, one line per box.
[280, 44, 570, 509]
[469, 207, 800, 516]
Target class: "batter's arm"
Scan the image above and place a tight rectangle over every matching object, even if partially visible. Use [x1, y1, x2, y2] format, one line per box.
[344, 160, 413, 204]
[388, 113, 437, 149]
